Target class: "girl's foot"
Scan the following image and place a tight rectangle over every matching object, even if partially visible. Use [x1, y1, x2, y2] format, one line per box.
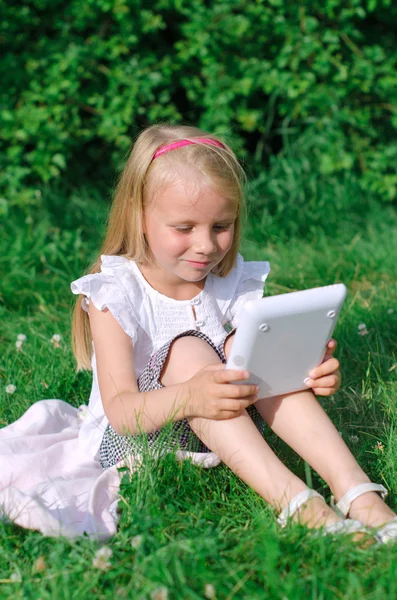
[278, 489, 372, 544]
[332, 482, 396, 527]
[292, 496, 343, 529]
[332, 482, 397, 543]
[347, 491, 396, 528]
[278, 489, 354, 530]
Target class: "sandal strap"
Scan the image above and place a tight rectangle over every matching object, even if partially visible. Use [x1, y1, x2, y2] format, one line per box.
[332, 483, 388, 517]
[277, 489, 324, 528]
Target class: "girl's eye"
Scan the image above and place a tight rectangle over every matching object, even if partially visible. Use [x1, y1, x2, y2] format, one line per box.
[174, 224, 233, 233]
[213, 224, 232, 231]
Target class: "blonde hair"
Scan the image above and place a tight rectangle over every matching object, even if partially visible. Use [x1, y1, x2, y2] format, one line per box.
[72, 124, 246, 370]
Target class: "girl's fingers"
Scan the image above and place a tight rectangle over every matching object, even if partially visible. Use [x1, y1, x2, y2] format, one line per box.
[322, 338, 337, 362]
[306, 375, 341, 398]
[213, 368, 250, 384]
[327, 338, 337, 351]
[221, 383, 259, 399]
[220, 395, 258, 415]
[242, 394, 259, 407]
[305, 374, 340, 390]
[311, 386, 337, 397]
[309, 357, 340, 379]
[203, 364, 227, 373]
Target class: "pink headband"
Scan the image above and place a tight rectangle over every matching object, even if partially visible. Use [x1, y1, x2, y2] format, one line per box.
[152, 137, 225, 160]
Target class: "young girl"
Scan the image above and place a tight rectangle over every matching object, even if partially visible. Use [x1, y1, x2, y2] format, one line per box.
[69, 124, 396, 542]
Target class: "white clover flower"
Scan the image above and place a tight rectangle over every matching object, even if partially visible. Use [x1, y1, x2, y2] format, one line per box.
[349, 435, 359, 444]
[358, 328, 369, 336]
[17, 333, 27, 342]
[150, 587, 168, 600]
[96, 546, 112, 559]
[10, 572, 22, 582]
[204, 583, 216, 599]
[77, 405, 88, 420]
[16, 340, 23, 350]
[357, 323, 369, 336]
[130, 534, 143, 549]
[5, 384, 16, 394]
[51, 334, 62, 348]
[387, 308, 394, 315]
[92, 546, 113, 571]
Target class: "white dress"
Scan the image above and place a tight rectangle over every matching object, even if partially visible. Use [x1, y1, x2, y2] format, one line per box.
[71, 253, 270, 467]
[0, 254, 269, 540]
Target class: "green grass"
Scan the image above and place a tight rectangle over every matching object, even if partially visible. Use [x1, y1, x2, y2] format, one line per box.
[1, 186, 397, 599]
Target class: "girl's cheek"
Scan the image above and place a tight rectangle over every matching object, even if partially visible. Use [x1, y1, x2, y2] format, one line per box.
[168, 234, 189, 253]
[220, 230, 234, 252]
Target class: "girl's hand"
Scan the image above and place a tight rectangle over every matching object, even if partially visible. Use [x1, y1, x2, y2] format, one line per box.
[184, 365, 259, 420]
[304, 338, 341, 396]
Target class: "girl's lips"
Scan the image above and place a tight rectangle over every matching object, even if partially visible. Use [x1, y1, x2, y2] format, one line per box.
[186, 260, 212, 269]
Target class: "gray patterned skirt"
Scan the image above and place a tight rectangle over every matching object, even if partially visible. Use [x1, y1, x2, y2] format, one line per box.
[99, 330, 265, 469]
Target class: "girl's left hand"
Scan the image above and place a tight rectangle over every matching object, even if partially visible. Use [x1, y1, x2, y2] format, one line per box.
[304, 338, 341, 396]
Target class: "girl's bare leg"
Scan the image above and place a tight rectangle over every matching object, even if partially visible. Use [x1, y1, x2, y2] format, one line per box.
[223, 333, 396, 528]
[254, 392, 396, 527]
[162, 337, 342, 528]
[186, 409, 343, 527]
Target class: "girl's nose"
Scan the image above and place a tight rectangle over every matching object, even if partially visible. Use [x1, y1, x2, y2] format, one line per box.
[193, 231, 217, 254]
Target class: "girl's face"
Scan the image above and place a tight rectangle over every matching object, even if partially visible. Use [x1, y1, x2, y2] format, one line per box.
[142, 176, 236, 292]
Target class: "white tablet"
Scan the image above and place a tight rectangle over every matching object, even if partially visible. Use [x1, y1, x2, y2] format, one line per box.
[226, 284, 347, 398]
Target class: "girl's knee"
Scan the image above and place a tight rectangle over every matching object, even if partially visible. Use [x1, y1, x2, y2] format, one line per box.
[161, 334, 220, 385]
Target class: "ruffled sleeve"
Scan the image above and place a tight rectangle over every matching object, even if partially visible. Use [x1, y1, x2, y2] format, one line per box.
[70, 256, 139, 343]
[224, 258, 270, 328]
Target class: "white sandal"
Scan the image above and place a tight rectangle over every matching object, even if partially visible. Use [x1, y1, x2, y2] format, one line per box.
[376, 519, 397, 544]
[331, 482, 397, 544]
[277, 489, 366, 536]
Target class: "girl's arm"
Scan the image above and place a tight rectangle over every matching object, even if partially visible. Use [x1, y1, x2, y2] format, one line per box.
[89, 303, 257, 435]
[89, 302, 191, 435]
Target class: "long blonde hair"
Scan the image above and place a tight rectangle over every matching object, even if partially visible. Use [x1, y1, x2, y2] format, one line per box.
[72, 124, 246, 370]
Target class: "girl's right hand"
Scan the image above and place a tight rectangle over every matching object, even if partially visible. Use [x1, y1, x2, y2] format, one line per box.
[182, 365, 259, 420]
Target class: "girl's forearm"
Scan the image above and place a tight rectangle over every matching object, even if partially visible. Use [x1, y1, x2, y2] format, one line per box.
[106, 383, 192, 435]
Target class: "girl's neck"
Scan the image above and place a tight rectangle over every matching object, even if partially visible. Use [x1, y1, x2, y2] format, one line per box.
[137, 264, 206, 301]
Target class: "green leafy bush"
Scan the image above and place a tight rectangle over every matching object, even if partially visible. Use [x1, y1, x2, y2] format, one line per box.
[1, 0, 396, 209]
[245, 127, 377, 239]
